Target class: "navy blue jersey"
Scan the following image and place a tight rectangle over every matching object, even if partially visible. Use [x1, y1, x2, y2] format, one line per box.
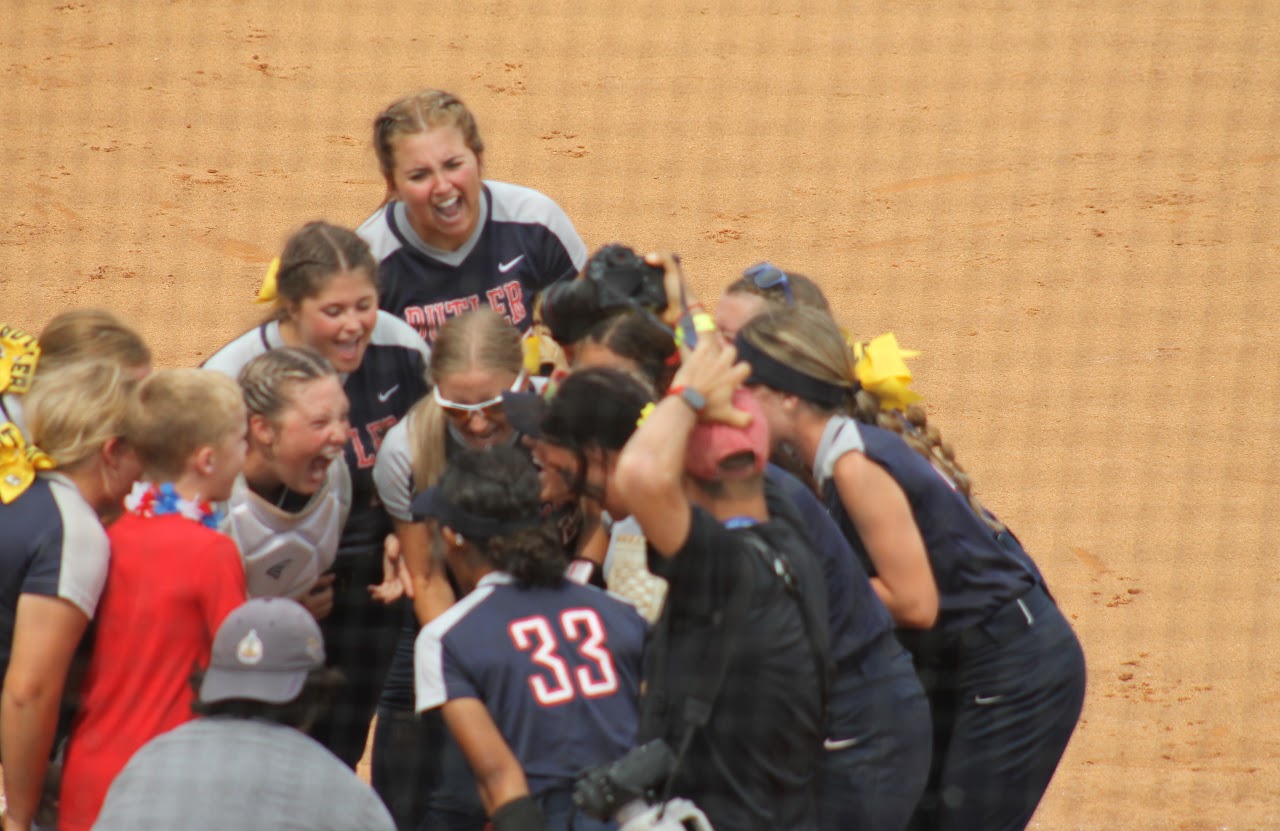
[359, 181, 587, 344]
[814, 417, 1036, 634]
[764, 465, 894, 669]
[203, 313, 430, 558]
[0, 474, 109, 683]
[416, 572, 646, 796]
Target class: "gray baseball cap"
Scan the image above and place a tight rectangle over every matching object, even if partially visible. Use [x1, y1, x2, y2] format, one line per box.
[199, 597, 326, 705]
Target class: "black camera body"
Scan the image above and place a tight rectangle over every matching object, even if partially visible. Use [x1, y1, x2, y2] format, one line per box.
[572, 739, 677, 821]
[540, 244, 667, 345]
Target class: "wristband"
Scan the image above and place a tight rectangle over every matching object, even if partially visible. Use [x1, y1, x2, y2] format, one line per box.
[492, 795, 548, 831]
[674, 311, 716, 349]
[667, 385, 706, 413]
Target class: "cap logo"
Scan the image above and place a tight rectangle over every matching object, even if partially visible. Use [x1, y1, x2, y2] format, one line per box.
[237, 629, 264, 665]
[305, 636, 322, 663]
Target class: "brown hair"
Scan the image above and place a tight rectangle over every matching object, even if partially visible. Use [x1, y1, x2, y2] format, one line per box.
[126, 369, 246, 481]
[740, 307, 1003, 531]
[270, 222, 378, 320]
[578, 311, 677, 395]
[407, 309, 522, 491]
[38, 308, 151, 374]
[26, 360, 136, 470]
[373, 89, 485, 183]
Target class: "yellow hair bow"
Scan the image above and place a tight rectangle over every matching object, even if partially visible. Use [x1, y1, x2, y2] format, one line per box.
[0, 324, 41, 396]
[853, 332, 922, 412]
[0, 422, 55, 504]
[255, 257, 282, 304]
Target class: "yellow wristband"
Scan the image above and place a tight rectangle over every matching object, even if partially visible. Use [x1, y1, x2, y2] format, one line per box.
[692, 312, 716, 334]
[636, 402, 656, 428]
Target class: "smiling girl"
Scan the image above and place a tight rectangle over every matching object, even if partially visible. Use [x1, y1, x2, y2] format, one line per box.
[222, 347, 352, 613]
[358, 89, 587, 344]
[204, 220, 431, 768]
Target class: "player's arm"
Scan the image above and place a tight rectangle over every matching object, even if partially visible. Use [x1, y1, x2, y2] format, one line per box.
[615, 338, 751, 557]
[833, 452, 939, 628]
[395, 519, 456, 625]
[1, 595, 90, 831]
[441, 698, 546, 830]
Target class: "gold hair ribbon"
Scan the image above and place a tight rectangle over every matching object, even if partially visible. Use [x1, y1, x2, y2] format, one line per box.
[853, 332, 922, 412]
[0, 324, 41, 396]
[0, 422, 55, 504]
[254, 257, 281, 304]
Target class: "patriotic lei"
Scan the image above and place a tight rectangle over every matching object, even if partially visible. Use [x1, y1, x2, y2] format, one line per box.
[124, 481, 223, 530]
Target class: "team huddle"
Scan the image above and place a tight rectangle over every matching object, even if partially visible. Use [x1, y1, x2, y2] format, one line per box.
[0, 89, 1087, 831]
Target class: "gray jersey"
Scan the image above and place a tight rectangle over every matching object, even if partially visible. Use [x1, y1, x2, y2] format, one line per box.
[92, 717, 394, 831]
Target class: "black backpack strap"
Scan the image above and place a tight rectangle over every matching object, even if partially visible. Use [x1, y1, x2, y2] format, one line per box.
[739, 533, 831, 715]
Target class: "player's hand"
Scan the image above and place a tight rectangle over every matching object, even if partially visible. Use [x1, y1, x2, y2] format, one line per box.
[368, 533, 407, 604]
[645, 250, 694, 327]
[671, 339, 753, 427]
[300, 573, 335, 620]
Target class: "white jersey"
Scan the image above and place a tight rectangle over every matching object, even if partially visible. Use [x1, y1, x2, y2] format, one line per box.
[220, 459, 351, 599]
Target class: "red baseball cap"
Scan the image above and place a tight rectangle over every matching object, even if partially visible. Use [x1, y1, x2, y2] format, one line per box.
[684, 388, 770, 482]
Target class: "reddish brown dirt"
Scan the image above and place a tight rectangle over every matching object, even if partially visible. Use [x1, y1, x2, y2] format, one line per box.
[4, 1, 1278, 827]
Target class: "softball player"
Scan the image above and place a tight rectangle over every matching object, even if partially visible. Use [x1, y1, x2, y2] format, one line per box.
[359, 89, 587, 344]
[0, 310, 150, 439]
[413, 446, 647, 831]
[222, 347, 352, 608]
[0, 360, 141, 831]
[203, 220, 430, 768]
[371, 308, 530, 830]
[737, 307, 1086, 831]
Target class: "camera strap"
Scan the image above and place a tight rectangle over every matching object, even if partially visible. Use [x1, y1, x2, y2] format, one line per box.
[641, 527, 829, 819]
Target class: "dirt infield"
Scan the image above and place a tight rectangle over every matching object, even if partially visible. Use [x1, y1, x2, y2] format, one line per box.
[4, 1, 1278, 827]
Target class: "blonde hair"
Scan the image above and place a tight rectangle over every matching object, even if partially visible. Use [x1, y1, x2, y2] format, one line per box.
[407, 309, 522, 491]
[126, 369, 246, 480]
[373, 89, 484, 182]
[741, 307, 1004, 531]
[238, 347, 338, 425]
[26, 360, 136, 470]
[38, 308, 151, 374]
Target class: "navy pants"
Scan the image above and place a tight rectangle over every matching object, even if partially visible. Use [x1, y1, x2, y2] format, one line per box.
[309, 555, 405, 768]
[819, 634, 932, 831]
[905, 586, 1086, 831]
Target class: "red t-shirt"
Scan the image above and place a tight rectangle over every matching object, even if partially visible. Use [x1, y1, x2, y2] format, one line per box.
[59, 513, 246, 831]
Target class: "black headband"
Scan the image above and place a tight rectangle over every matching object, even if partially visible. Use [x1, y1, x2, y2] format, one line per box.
[409, 487, 542, 540]
[734, 334, 852, 409]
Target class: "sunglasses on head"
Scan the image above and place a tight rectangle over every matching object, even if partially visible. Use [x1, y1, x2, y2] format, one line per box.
[433, 371, 526, 423]
[742, 262, 795, 306]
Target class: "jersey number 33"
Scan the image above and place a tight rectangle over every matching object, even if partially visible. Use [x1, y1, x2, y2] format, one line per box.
[509, 609, 618, 706]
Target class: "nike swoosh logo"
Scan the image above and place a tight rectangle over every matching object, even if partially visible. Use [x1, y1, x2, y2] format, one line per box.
[974, 694, 1006, 706]
[498, 255, 525, 273]
[823, 736, 861, 751]
[377, 385, 400, 403]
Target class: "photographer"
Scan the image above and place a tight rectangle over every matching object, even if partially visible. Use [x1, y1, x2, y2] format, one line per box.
[412, 447, 647, 831]
[612, 324, 830, 831]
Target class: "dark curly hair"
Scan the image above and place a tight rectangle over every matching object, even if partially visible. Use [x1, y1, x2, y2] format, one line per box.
[439, 446, 566, 587]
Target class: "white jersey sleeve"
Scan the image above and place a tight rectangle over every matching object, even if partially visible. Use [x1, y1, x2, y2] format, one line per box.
[202, 322, 281, 378]
[372, 413, 416, 524]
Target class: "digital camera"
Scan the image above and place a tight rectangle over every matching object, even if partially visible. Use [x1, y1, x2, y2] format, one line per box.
[540, 244, 667, 345]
